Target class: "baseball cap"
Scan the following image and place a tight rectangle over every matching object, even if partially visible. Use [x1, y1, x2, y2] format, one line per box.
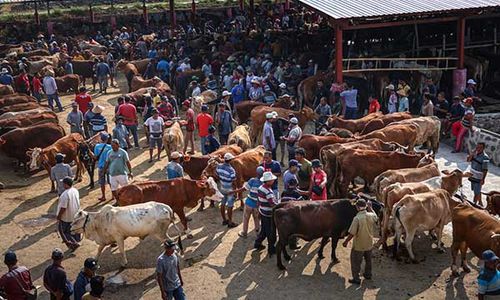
[182, 100, 191, 107]
[290, 117, 298, 124]
[4, 251, 17, 264]
[100, 132, 109, 142]
[55, 153, 66, 162]
[279, 83, 286, 89]
[71, 102, 78, 107]
[84, 257, 100, 270]
[222, 90, 231, 97]
[288, 159, 301, 168]
[482, 250, 499, 262]
[163, 240, 176, 248]
[311, 159, 322, 168]
[467, 79, 477, 85]
[51, 248, 64, 260]
[201, 105, 208, 112]
[266, 112, 274, 119]
[171, 151, 182, 159]
[224, 153, 235, 161]
[62, 176, 73, 187]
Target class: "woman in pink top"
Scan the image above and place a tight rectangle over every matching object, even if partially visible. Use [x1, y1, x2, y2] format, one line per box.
[309, 159, 327, 200]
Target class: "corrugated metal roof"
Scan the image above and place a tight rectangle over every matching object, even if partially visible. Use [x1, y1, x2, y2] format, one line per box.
[299, 0, 500, 20]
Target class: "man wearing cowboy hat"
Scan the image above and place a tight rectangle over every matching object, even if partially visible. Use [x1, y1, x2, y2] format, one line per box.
[43, 69, 63, 112]
[249, 78, 263, 102]
[88, 105, 108, 136]
[478, 250, 500, 299]
[254, 171, 278, 255]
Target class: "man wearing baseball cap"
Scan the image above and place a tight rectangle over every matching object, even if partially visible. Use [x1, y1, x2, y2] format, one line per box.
[478, 249, 500, 298]
[73, 258, 99, 300]
[281, 117, 302, 160]
[0, 250, 35, 300]
[44, 248, 73, 300]
[50, 153, 73, 195]
[465, 78, 477, 98]
[342, 199, 378, 284]
[57, 176, 81, 251]
[166, 152, 184, 180]
[157, 240, 185, 300]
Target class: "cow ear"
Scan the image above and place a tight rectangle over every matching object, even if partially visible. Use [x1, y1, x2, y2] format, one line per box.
[196, 180, 207, 188]
[184, 155, 191, 162]
[441, 170, 450, 175]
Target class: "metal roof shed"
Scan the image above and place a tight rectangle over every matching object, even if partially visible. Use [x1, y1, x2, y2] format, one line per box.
[299, 0, 500, 83]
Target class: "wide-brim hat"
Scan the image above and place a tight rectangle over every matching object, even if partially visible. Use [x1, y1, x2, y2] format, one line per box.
[386, 84, 395, 90]
[261, 171, 277, 182]
[92, 105, 104, 114]
[171, 151, 182, 159]
[224, 153, 235, 161]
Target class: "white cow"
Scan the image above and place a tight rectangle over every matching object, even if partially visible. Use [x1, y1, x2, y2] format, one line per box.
[71, 202, 182, 267]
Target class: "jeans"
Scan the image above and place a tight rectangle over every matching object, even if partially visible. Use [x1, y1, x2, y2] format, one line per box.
[219, 133, 229, 145]
[200, 136, 208, 155]
[351, 249, 372, 280]
[98, 75, 108, 92]
[33, 92, 42, 103]
[165, 286, 186, 300]
[345, 107, 358, 120]
[126, 124, 139, 147]
[58, 221, 81, 247]
[254, 215, 276, 254]
[287, 145, 296, 160]
[47, 93, 63, 111]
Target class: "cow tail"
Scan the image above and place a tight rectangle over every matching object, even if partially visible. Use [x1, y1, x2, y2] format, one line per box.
[166, 214, 184, 254]
[271, 207, 277, 240]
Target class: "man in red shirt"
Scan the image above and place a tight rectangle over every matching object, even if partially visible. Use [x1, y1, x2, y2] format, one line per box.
[74, 87, 92, 113]
[32, 74, 43, 103]
[0, 251, 35, 300]
[116, 96, 139, 148]
[196, 105, 213, 155]
[368, 95, 381, 114]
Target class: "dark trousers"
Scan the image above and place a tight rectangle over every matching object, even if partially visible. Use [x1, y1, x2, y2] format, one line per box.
[126, 124, 139, 147]
[254, 215, 276, 254]
[219, 133, 229, 145]
[287, 145, 296, 160]
[58, 221, 81, 248]
[351, 249, 372, 280]
[271, 147, 277, 161]
[345, 107, 358, 120]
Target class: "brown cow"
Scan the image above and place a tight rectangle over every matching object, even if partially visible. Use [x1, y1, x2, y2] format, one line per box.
[359, 123, 419, 152]
[27, 133, 86, 192]
[484, 191, 500, 216]
[0, 102, 41, 115]
[336, 150, 426, 197]
[116, 60, 139, 76]
[130, 76, 163, 92]
[23, 49, 50, 57]
[0, 112, 58, 128]
[228, 124, 252, 151]
[163, 122, 184, 158]
[298, 134, 355, 160]
[0, 123, 65, 171]
[116, 59, 150, 75]
[0, 93, 37, 107]
[0, 84, 14, 96]
[250, 106, 317, 145]
[451, 204, 500, 276]
[0, 107, 53, 120]
[115, 177, 223, 236]
[235, 97, 294, 124]
[55, 74, 80, 93]
[389, 116, 441, 153]
[327, 112, 383, 134]
[359, 112, 413, 135]
[182, 145, 243, 180]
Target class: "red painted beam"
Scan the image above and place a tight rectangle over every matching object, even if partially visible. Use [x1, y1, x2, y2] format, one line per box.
[335, 25, 343, 84]
[457, 17, 465, 69]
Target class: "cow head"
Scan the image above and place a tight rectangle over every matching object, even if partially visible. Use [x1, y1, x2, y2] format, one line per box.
[200, 177, 224, 202]
[70, 210, 89, 235]
[202, 156, 223, 179]
[27, 147, 43, 169]
[490, 234, 500, 254]
[417, 154, 435, 167]
[441, 169, 465, 195]
[300, 106, 318, 121]
[152, 76, 162, 85]
[483, 191, 500, 215]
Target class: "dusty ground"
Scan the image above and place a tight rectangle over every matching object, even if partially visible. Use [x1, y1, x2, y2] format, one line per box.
[0, 77, 498, 300]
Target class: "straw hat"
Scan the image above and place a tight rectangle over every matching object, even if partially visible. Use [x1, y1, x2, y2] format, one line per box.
[92, 105, 104, 114]
[261, 171, 277, 182]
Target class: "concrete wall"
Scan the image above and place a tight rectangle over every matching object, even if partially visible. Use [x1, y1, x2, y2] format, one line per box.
[474, 113, 500, 134]
[464, 127, 500, 166]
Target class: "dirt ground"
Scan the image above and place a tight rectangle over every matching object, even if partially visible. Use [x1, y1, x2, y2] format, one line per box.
[0, 76, 496, 300]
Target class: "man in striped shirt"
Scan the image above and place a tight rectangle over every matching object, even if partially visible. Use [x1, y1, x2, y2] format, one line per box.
[478, 250, 500, 299]
[254, 171, 278, 256]
[216, 153, 238, 228]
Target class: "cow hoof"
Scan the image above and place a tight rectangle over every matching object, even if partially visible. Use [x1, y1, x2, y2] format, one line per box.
[451, 271, 460, 277]
[197, 206, 204, 212]
[411, 259, 419, 264]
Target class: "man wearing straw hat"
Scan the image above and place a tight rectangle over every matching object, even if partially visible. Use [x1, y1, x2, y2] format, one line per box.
[88, 105, 108, 137]
[43, 69, 63, 112]
[254, 171, 279, 256]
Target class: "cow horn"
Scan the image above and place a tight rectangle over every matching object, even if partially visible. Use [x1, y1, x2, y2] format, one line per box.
[490, 233, 500, 239]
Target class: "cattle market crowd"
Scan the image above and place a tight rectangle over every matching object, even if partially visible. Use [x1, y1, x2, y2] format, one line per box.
[0, 4, 500, 300]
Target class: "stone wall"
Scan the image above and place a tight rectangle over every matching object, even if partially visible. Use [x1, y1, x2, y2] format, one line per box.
[464, 127, 500, 166]
[474, 113, 500, 134]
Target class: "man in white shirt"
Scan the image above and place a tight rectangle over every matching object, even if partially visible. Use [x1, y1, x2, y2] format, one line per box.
[144, 109, 165, 162]
[56, 177, 81, 251]
[43, 71, 63, 112]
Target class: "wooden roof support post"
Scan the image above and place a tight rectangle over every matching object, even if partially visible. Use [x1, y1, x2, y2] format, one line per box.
[191, 0, 196, 22]
[169, 0, 176, 29]
[457, 17, 465, 69]
[34, 0, 40, 25]
[335, 24, 343, 84]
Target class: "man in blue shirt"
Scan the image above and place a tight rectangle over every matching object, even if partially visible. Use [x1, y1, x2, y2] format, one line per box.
[93, 132, 112, 201]
[260, 151, 282, 200]
[0, 68, 13, 86]
[478, 250, 500, 299]
[238, 166, 264, 238]
[73, 258, 98, 300]
[215, 103, 234, 145]
[283, 159, 300, 190]
[231, 79, 245, 111]
[166, 152, 184, 180]
[216, 153, 238, 228]
[95, 58, 110, 94]
[340, 84, 358, 120]
[156, 58, 170, 82]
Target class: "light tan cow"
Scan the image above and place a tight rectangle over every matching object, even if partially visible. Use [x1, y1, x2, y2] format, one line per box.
[392, 189, 458, 262]
[389, 116, 441, 153]
[377, 169, 466, 248]
[228, 124, 251, 151]
[163, 121, 184, 158]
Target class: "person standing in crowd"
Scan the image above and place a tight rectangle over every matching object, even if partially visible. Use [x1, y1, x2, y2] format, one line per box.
[368, 95, 381, 114]
[313, 80, 329, 108]
[315, 97, 332, 128]
[183, 100, 195, 154]
[283, 159, 300, 189]
[197, 105, 214, 155]
[51, 153, 72, 195]
[0, 251, 35, 300]
[309, 159, 327, 201]
[397, 79, 410, 112]
[434, 92, 450, 133]
[144, 109, 165, 162]
[158, 97, 175, 120]
[260, 151, 282, 200]
[82, 276, 105, 300]
[216, 153, 239, 228]
[95, 58, 110, 94]
[386, 84, 397, 113]
[157, 240, 185, 300]
[443, 96, 465, 137]
[112, 116, 131, 151]
[43, 249, 73, 300]
[93, 132, 112, 201]
[67, 102, 84, 134]
[32, 73, 43, 103]
[254, 171, 278, 256]
[166, 152, 184, 180]
[280, 177, 303, 249]
[56, 176, 81, 251]
[343, 199, 378, 285]
[231, 79, 245, 110]
[157, 57, 170, 83]
[0, 68, 13, 86]
[295, 148, 312, 192]
[75, 87, 92, 114]
[421, 93, 434, 116]
[262, 85, 277, 105]
[477, 250, 500, 299]
[263, 113, 276, 159]
[89, 105, 107, 135]
[64, 57, 73, 75]
[467, 142, 489, 207]
[191, 79, 201, 97]
[239, 166, 264, 238]
[83, 102, 95, 138]
[117, 97, 139, 149]
[282, 117, 302, 160]
[452, 97, 475, 153]
[340, 83, 358, 120]
[43, 70, 63, 112]
[215, 103, 234, 145]
[73, 258, 99, 300]
[205, 126, 221, 154]
[249, 79, 263, 101]
[103, 139, 133, 200]
[464, 79, 477, 98]
[15, 69, 30, 95]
